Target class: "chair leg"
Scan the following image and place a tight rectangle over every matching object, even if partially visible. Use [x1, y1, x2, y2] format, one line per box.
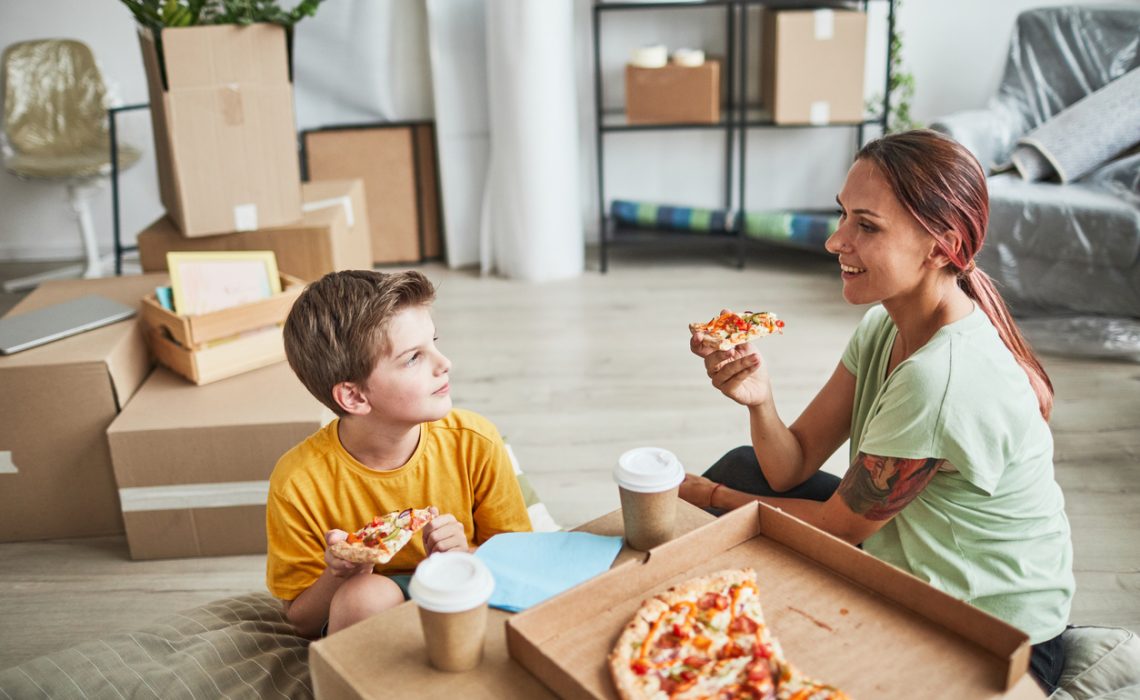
[68, 183, 102, 279]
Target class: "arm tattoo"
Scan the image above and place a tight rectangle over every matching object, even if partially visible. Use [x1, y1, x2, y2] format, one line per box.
[836, 452, 945, 521]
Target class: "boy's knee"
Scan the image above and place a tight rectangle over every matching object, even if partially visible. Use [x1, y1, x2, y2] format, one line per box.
[328, 574, 405, 634]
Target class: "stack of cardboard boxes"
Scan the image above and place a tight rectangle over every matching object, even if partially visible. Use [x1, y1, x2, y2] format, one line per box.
[0, 23, 361, 559]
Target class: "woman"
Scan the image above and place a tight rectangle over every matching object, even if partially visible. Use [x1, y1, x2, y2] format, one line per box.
[681, 130, 1073, 693]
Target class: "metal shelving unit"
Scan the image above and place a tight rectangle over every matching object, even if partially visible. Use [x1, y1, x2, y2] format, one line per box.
[593, 0, 895, 272]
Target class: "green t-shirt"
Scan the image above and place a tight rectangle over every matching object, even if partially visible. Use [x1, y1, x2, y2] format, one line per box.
[841, 304, 1073, 643]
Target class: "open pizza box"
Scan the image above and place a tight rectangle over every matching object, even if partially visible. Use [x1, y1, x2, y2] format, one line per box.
[506, 501, 1046, 699]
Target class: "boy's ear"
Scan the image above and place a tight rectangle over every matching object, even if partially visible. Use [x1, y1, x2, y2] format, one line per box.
[332, 381, 371, 416]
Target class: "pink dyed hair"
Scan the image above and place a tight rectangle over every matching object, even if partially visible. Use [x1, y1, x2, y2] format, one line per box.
[856, 129, 1054, 420]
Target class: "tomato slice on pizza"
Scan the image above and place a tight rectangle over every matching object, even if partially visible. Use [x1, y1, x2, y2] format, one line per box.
[329, 507, 435, 565]
[690, 310, 785, 351]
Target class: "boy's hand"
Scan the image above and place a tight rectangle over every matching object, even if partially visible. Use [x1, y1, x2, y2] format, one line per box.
[421, 506, 469, 555]
[324, 529, 373, 578]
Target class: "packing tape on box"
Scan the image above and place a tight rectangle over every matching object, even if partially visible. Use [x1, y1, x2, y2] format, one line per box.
[814, 9, 835, 40]
[630, 44, 667, 69]
[672, 48, 705, 67]
[302, 195, 355, 227]
[810, 101, 831, 126]
[234, 203, 259, 231]
[0, 451, 16, 474]
[119, 480, 270, 512]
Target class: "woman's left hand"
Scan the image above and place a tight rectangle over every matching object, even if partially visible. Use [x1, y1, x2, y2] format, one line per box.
[679, 473, 719, 509]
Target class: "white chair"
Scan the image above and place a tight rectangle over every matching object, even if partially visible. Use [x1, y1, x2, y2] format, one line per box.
[1, 38, 140, 292]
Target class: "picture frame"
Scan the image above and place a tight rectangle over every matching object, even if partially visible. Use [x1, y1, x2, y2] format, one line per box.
[166, 251, 282, 316]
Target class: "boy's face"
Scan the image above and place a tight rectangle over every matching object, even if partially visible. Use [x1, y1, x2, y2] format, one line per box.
[358, 305, 452, 425]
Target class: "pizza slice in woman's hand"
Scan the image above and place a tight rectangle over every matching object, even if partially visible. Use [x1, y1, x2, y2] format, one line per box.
[690, 310, 785, 351]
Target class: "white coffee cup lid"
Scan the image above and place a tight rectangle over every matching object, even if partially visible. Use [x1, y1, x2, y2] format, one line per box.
[409, 552, 495, 613]
[614, 447, 685, 493]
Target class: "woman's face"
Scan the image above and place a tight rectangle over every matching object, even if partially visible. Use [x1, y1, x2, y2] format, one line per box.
[825, 159, 941, 307]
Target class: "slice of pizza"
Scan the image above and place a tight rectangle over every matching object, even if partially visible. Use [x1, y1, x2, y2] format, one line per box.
[329, 507, 435, 565]
[609, 568, 847, 700]
[690, 310, 785, 351]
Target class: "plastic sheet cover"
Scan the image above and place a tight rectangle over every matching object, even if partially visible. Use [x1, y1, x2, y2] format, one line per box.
[1, 39, 127, 178]
[930, 6, 1140, 359]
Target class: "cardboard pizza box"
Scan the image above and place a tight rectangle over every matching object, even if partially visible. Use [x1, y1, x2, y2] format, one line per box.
[308, 504, 717, 700]
[137, 179, 372, 283]
[0, 274, 164, 541]
[506, 501, 1046, 699]
[106, 363, 333, 560]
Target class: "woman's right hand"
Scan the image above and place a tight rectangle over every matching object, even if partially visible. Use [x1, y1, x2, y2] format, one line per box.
[691, 332, 772, 408]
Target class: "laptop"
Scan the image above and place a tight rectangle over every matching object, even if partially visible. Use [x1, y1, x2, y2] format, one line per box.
[0, 294, 137, 355]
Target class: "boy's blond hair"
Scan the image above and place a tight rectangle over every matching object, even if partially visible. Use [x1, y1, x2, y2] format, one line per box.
[284, 270, 436, 415]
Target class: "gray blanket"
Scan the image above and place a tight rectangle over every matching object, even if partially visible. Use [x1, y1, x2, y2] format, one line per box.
[0, 593, 311, 700]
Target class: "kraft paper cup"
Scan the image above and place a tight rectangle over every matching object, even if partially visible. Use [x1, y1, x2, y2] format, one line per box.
[409, 552, 495, 672]
[614, 447, 685, 551]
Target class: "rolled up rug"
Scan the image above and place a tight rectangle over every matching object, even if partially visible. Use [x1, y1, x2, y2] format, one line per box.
[1011, 67, 1140, 183]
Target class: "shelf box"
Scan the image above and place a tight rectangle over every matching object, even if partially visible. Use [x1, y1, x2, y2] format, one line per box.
[625, 59, 721, 124]
[140, 273, 304, 385]
[762, 9, 867, 125]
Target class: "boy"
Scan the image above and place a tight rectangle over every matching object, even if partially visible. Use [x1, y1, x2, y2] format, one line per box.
[267, 270, 531, 637]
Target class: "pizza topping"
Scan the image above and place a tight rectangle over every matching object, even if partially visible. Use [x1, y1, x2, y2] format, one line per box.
[729, 614, 759, 634]
[698, 591, 729, 610]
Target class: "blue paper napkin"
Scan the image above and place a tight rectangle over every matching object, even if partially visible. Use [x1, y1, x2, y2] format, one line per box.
[474, 531, 624, 612]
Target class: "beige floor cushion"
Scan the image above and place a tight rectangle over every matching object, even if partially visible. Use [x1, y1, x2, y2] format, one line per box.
[1050, 626, 1140, 699]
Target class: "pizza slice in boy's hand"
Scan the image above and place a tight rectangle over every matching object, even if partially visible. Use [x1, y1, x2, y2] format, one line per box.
[329, 508, 435, 565]
[689, 309, 784, 351]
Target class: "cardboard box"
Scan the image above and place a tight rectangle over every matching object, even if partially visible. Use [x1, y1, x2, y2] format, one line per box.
[302, 123, 443, 264]
[308, 504, 716, 700]
[0, 274, 163, 542]
[762, 9, 867, 125]
[141, 273, 305, 385]
[139, 24, 303, 236]
[625, 60, 721, 124]
[106, 364, 332, 560]
[137, 179, 372, 282]
[507, 502, 1045, 699]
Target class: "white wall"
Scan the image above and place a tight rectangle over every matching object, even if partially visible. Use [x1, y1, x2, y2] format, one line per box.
[0, 0, 1109, 261]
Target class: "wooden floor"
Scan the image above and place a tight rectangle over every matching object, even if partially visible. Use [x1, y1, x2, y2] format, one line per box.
[1, 245, 1137, 670]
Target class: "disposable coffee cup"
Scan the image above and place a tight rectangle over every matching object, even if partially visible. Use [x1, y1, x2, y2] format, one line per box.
[409, 552, 495, 672]
[614, 447, 685, 551]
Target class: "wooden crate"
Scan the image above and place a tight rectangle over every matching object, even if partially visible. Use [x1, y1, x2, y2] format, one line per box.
[140, 274, 304, 385]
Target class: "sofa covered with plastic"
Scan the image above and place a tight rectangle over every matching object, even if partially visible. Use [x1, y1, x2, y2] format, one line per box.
[931, 5, 1140, 359]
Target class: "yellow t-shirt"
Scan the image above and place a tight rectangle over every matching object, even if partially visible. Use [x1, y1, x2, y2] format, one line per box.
[265, 408, 532, 601]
